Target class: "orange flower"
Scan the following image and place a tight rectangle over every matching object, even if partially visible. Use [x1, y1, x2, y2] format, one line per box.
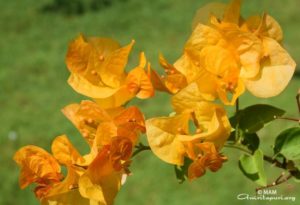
[14, 134, 135, 205]
[150, 54, 187, 94]
[187, 142, 227, 180]
[62, 100, 145, 148]
[13, 146, 63, 199]
[66, 35, 154, 108]
[14, 100, 146, 204]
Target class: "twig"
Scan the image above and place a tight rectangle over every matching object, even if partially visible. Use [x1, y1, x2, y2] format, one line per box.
[224, 144, 252, 155]
[132, 143, 151, 157]
[263, 155, 285, 169]
[236, 98, 240, 113]
[275, 172, 287, 184]
[225, 143, 286, 170]
[274, 116, 300, 123]
[256, 173, 292, 192]
[225, 143, 297, 191]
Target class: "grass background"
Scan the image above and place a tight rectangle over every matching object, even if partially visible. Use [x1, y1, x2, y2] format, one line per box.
[0, 0, 300, 204]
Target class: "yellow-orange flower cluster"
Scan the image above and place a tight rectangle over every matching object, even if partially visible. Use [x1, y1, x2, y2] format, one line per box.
[14, 0, 296, 203]
[152, 0, 295, 105]
[14, 101, 146, 204]
[14, 36, 154, 205]
[147, 0, 295, 180]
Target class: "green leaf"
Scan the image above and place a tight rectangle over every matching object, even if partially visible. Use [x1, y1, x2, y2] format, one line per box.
[242, 133, 260, 152]
[174, 157, 192, 183]
[231, 104, 285, 133]
[228, 130, 259, 152]
[239, 149, 267, 186]
[274, 127, 300, 161]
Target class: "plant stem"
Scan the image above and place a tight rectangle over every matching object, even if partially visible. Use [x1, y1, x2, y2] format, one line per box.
[132, 143, 151, 157]
[224, 143, 296, 190]
[235, 98, 240, 113]
[224, 144, 252, 155]
[256, 173, 292, 192]
[191, 112, 200, 128]
[262, 155, 285, 169]
[225, 143, 287, 169]
[275, 116, 300, 123]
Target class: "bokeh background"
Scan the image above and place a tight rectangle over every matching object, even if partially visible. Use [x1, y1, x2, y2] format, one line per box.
[1, 0, 300, 204]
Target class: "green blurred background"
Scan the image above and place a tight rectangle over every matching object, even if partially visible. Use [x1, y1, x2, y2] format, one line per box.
[1, 0, 300, 204]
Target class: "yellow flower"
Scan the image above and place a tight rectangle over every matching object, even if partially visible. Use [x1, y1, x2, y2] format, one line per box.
[66, 35, 154, 108]
[146, 101, 231, 166]
[193, 0, 295, 102]
[156, 0, 295, 105]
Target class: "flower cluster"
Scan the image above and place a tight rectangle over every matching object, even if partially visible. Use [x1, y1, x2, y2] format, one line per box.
[147, 0, 295, 180]
[14, 0, 296, 204]
[152, 0, 295, 105]
[14, 36, 154, 204]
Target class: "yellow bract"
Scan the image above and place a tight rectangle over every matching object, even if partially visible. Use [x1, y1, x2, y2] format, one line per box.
[66, 35, 154, 108]
[146, 101, 231, 169]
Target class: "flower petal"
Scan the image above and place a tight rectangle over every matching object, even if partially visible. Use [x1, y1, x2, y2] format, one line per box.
[68, 73, 118, 99]
[125, 53, 154, 99]
[171, 83, 207, 113]
[173, 53, 200, 83]
[185, 24, 222, 52]
[62, 101, 112, 146]
[222, 28, 262, 79]
[245, 37, 296, 98]
[51, 135, 85, 165]
[245, 14, 283, 42]
[95, 86, 134, 109]
[42, 166, 86, 203]
[178, 102, 231, 148]
[99, 40, 134, 88]
[79, 147, 121, 204]
[66, 35, 119, 76]
[42, 189, 90, 205]
[262, 14, 283, 42]
[155, 54, 187, 93]
[223, 0, 241, 24]
[188, 158, 206, 180]
[146, 112, 191, 165]
[113, 106, 146, 142]
[66, 35, 93, 73]
[14, 146, 61, 189]
[217, 78, 245, 105]
[192, 2, 227, 28]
